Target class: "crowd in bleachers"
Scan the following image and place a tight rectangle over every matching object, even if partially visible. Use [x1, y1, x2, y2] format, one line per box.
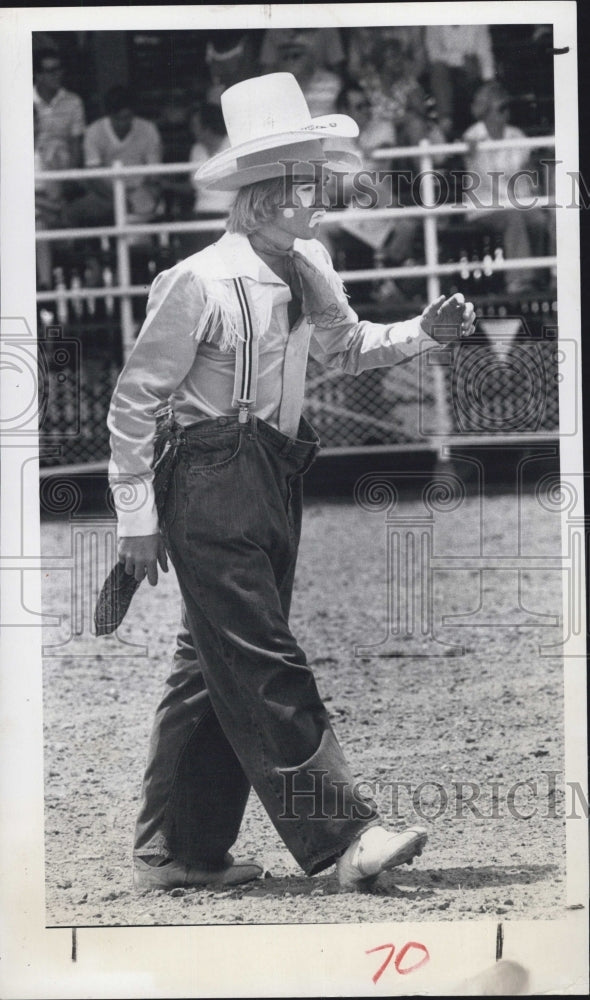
[34, 26, 556, 304]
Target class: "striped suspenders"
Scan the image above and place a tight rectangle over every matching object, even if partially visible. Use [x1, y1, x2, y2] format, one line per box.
[231, 277, 259, 424]
[230, 274, 313, 437]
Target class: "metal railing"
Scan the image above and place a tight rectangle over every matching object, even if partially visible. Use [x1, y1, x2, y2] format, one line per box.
[36, 133, 557, 358]
[35, 134, 559, 470]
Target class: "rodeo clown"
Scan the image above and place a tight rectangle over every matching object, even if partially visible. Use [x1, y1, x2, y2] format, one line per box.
[107, 73, 476, 892]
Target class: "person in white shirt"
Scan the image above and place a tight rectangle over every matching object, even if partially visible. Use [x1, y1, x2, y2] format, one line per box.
[425, 25, 496, 138]
[189, 104, 233, 218]
[156, 103, 235, 256]
[33, 48, 85, 286]
[463, 82, 546, 294]
[108, 73, 475, 894]
[64, 86, 162, 227]
[33, 47, 85, 170]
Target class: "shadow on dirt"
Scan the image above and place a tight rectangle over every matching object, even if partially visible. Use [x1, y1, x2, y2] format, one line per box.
[389, 862, 559, 889]
[200, 862, 560, 901]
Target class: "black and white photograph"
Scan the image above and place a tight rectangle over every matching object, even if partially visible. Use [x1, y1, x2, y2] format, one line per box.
[0, 3, 587, 997]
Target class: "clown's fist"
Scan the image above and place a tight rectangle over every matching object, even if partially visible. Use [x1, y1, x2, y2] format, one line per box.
[420, 293, 476, 342]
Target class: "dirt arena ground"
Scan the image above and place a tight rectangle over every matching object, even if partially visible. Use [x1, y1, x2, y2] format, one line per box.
[41, 484, 567, 927]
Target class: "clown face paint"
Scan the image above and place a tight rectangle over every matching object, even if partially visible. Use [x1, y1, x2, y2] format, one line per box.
[309, 210, 326, 228]
[293, 183, 316, 209]
[275, 181, 326, 242]
[294, 183, 326, 228]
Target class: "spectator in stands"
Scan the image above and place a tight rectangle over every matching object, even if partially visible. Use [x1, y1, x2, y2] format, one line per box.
[188, 103, 233, 251]
[33, 47, 85, 169]
[425, 25, 495, 138]
[64, 86, 162, 227]
[260, 27, 346, 76]
[33, 48, 86, 287]
[34, 104, 71, 288]
[205, 32, 259, 106]
[189, 104, 232, 212]
[331, 84, 419, 302]
[335, 84, 394, 173]
[155, 92, 194, 221]
[357, 36, 444, 150]
[157, 89, 193, 165]
[267, 28, 343, 117]
[348, 27, 428, 90]
[462, 81, 546, 294]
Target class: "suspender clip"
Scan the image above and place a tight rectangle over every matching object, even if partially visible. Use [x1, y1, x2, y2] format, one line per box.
[238, 403, 250, 424]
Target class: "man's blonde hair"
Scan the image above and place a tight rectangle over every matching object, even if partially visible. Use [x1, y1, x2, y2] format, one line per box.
[226, 176, 286, 235]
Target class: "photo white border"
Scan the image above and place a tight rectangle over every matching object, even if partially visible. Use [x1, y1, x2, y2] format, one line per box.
[0, 4, 587, 996]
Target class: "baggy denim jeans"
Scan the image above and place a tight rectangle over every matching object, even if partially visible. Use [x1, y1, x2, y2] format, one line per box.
[133, 413, 378, 875]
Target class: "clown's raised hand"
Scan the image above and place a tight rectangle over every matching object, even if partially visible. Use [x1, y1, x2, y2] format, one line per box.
[420, 293, 476, 343]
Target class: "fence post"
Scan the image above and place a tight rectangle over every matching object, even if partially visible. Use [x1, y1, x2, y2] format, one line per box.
[419, 140, 454, 456]
[419, 140, 440, 303]
[112, 161, 135, 362]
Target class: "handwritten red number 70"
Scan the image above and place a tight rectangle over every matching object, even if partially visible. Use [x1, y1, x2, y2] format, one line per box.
[366, 941, 430, 983]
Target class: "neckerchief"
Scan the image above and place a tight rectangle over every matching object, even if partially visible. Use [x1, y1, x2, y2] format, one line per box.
[249, 233, 349, 329]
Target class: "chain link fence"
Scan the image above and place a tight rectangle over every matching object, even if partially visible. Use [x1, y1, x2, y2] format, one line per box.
[37, 297, 559, 468]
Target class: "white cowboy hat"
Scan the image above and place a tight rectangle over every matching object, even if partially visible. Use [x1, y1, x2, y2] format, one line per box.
[195, 72, 360, 191]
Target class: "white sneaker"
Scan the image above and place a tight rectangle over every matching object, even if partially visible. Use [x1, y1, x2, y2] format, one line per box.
[336, 826, 428, 891]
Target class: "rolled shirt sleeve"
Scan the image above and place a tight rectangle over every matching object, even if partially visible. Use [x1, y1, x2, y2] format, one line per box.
[107, 267, 205, 537]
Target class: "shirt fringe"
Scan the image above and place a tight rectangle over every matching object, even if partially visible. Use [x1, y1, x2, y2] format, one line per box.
[194, 281, 242, 352]
[194, 279, 272, 352]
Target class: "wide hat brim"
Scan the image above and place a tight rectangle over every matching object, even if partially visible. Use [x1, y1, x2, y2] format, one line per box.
[198, 147, 361, 192]
[195, 114, 360, 190]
